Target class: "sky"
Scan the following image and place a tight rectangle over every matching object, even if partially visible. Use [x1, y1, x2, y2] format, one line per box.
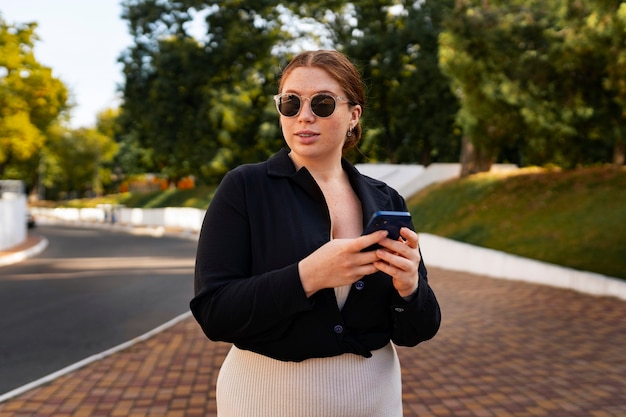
[0, 1, 133, 128]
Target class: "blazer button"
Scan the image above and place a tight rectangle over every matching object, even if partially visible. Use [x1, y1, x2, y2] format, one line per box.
[354, 280, 365, 290]
[334, 325, 344, 334]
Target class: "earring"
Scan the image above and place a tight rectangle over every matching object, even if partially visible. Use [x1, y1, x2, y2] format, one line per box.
[346, 128, 353, 137]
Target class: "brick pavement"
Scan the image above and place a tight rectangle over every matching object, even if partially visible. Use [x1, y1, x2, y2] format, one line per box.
[0, 267, 625, 417]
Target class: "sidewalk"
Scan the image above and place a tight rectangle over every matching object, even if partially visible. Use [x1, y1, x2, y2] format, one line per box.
[1, 235, 625, 416]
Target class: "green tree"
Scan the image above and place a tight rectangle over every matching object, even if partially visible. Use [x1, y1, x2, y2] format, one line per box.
[119, 0, 463, 185]
[583, 1, 626, 165]
[440, 0, 625, 175]
[119, 0, 285, 185]
[0, 16, 69, 190]
[338, 0, 460, 165]
[45, 126, 118, 199]
[440, 1, 560, 174]
[94, 108, 130, 194]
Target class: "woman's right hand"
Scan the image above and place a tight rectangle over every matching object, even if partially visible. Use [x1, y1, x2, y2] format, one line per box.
[298, 230, 388, 297]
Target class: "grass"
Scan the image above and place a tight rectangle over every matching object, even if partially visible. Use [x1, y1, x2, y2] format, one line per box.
[407, 165, 626, 279]
[54, 185, 217, 210]
[40, 165, 626, 279]
[118, 186, 217, 209]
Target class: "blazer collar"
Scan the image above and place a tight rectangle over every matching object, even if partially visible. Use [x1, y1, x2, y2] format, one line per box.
[342, 158, 393, 222]
[267, 148, 392, 219]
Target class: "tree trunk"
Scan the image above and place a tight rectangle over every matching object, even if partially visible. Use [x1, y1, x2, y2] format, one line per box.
[613, 141, 625, 166]
[459, 136, 495, 177]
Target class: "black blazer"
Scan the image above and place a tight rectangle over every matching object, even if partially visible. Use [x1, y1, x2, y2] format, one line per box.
[191, 148, 441, 361]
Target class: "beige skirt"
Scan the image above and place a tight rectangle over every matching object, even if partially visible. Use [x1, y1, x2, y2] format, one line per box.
[216, 343, 403, 417]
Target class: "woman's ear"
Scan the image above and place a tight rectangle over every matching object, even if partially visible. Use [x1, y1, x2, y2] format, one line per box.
[350, 104, 362, 124]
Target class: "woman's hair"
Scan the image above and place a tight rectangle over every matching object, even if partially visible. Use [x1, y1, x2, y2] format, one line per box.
[278, 50, 366, 151]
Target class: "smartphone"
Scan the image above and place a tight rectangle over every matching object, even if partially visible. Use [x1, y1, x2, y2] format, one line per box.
[362, 211, 412, 250]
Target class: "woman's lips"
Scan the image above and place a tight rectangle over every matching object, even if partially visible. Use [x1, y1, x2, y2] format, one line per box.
[295, 131, 319, 143]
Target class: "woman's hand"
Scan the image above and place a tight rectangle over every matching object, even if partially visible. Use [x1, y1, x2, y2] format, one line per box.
[373, 227, 420, 298]
[298, 230, 388, 297]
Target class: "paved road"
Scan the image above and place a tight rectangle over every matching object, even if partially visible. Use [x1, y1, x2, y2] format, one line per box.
[0, 225, 196, 395]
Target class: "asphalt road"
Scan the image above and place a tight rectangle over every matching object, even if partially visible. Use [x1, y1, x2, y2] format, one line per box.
[0, 225, 197, 395]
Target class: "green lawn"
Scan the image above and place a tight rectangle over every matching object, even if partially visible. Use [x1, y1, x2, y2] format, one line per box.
[407, 165, 626, 279]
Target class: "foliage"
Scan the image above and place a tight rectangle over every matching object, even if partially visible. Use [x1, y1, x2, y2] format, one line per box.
[95, 108, 150, 194]
[117, 0, 625, 186]
[7, 1, 626, 198]
[340, 0, 460, 164]
[118, 0, 286, 185]
[408, 165, 626, 279]
[440, 0, 626, 175]
[117, 0, 462, 185]
[44, 125, 119, 199]
[0, 16, 69, 190]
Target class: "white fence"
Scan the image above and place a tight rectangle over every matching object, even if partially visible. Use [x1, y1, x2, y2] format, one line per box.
[31, 206, 206, 233]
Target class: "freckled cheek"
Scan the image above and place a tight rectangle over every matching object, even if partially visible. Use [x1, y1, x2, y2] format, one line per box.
[280, 120, 295, 137]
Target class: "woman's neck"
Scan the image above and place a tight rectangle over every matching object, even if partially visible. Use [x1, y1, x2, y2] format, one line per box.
[288, 152, 344, 183]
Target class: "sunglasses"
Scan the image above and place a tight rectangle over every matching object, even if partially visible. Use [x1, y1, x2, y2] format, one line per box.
[273, 93, 354, 118]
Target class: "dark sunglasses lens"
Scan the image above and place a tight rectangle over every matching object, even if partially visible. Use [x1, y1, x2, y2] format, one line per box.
[278, 94, 301, 117]
[311, 95, 336, 117]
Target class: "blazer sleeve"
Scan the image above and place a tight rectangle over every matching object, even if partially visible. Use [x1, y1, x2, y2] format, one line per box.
[190, 170, 314, 345]
[389, 260, 441, 347]
[387, 193, 441, 346]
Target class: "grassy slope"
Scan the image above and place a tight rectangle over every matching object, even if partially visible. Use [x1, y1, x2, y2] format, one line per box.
[406, 166, 626, 279]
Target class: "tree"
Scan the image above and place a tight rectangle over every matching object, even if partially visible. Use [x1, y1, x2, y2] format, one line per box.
[0, 16, 69, 190]
[95, 108, 130, 194]
[119, 0, 286, 185]
[118, 0, 463, 186]
[45, 126, 118, 199]
[584, 1, 626, 165]
[440, 1, 560, 174]
[440, 0, 625, 175]
[335, 0, 460, 165]
[118, 0, 625, 185]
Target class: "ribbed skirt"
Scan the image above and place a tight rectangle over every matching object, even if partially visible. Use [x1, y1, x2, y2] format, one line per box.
[216, 343, 403, 417]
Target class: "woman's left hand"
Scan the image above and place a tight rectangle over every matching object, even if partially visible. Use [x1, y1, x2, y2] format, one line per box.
[373, 227, 420, 298]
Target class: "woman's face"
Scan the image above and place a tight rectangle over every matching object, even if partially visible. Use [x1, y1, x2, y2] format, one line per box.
[278, 66, 361, 166]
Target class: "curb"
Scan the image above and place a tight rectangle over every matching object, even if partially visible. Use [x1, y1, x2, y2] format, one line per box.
[420, 233, 626, 302]
[0, 312, 192, 403]
[0, 237, 49, 267]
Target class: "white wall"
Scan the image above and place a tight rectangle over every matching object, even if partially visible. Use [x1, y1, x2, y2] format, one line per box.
[355, 162, 518, 199]
[419, 233, 626, 301]
[0, 193, 27, 251]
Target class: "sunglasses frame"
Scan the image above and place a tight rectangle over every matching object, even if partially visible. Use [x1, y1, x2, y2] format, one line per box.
[273, 92, 354, 118]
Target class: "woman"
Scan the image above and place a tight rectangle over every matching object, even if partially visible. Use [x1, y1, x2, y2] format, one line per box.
[191, 50, 441, 417]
